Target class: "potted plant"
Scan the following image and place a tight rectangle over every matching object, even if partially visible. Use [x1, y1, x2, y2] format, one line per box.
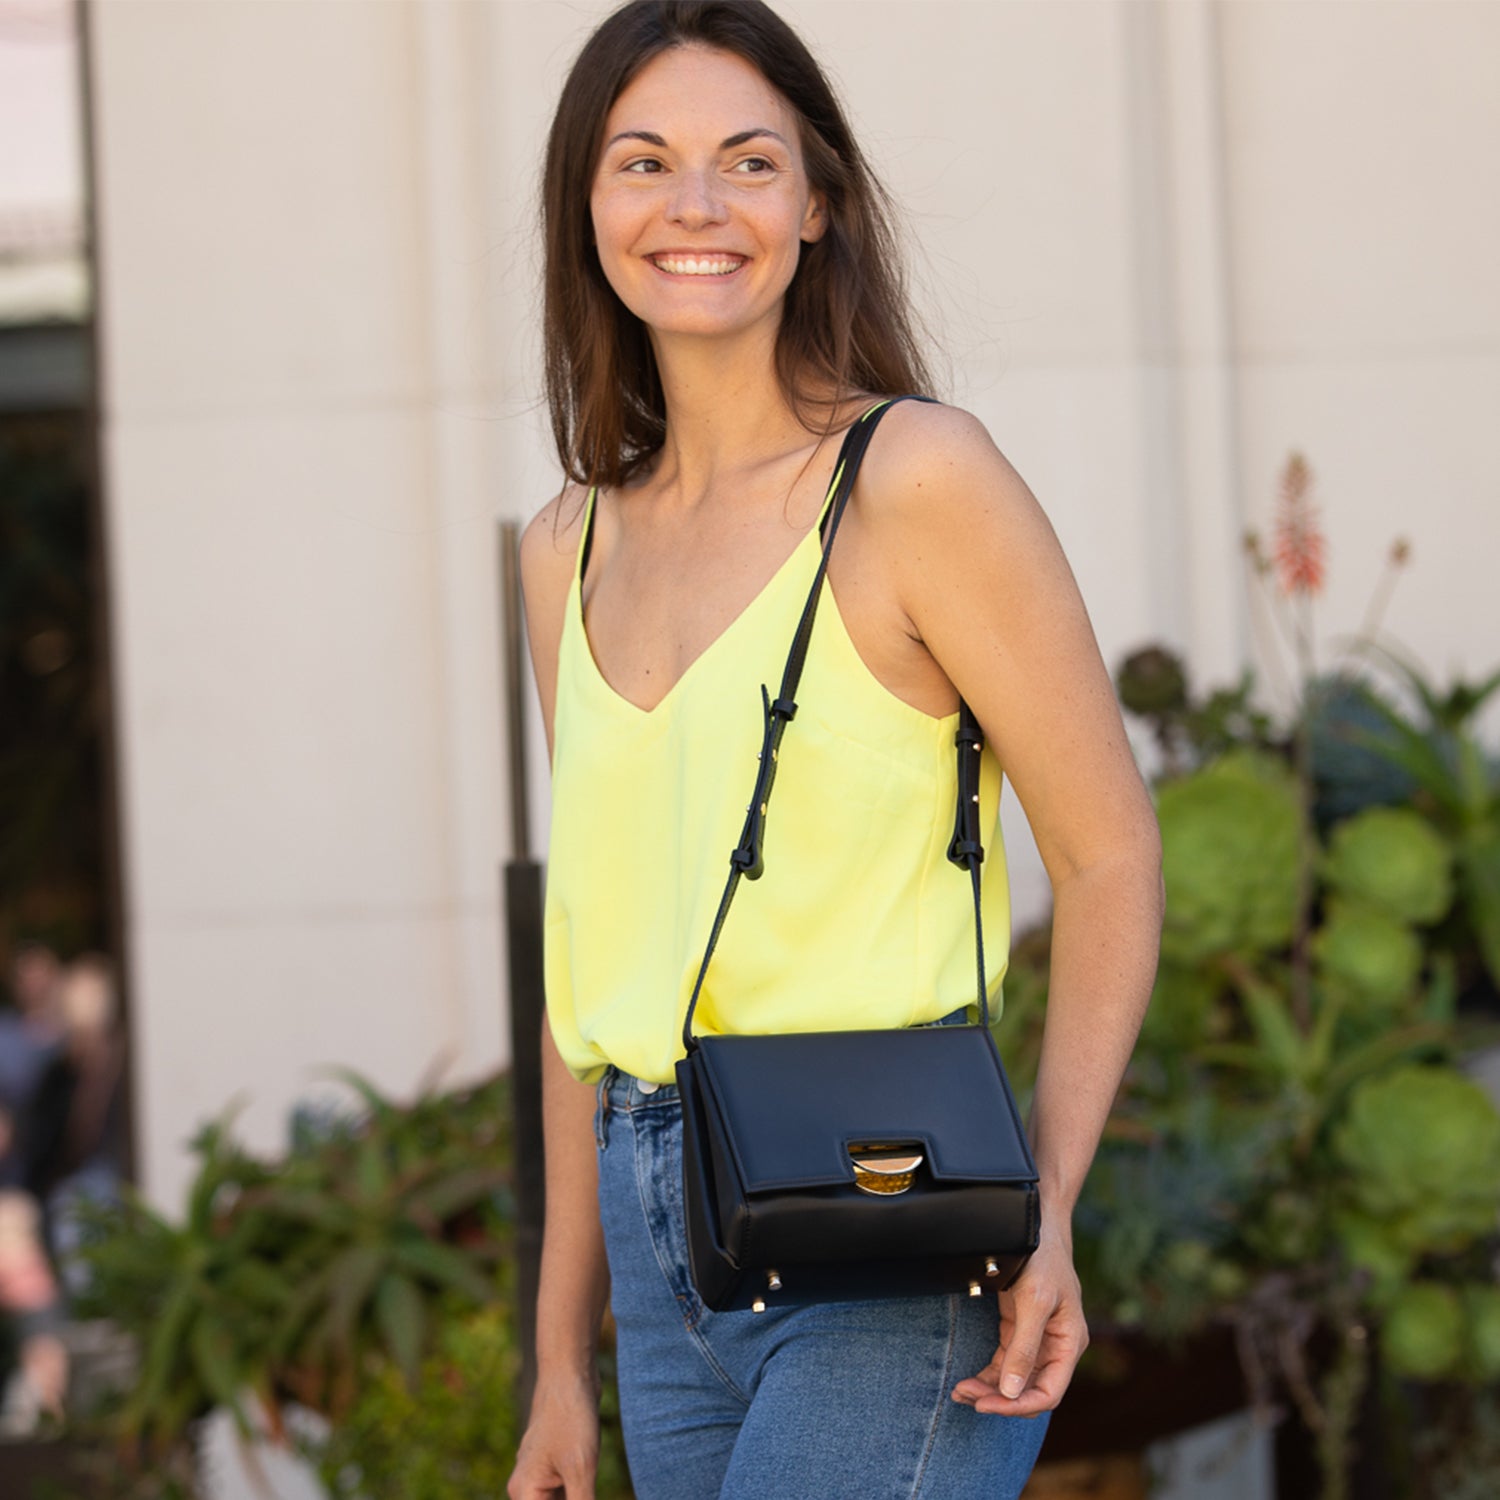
[61, 1070, 516, 1491]
[1009, 456, 1500, 1500]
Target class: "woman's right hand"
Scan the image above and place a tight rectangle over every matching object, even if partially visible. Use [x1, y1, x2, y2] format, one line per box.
[509, 1372, 602, 1499]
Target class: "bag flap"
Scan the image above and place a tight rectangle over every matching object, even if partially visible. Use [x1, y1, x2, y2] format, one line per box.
[692, 1026, 1038, 1193]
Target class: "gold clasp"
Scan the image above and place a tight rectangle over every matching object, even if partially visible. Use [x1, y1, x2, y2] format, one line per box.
[848, 1142, 924, 1197]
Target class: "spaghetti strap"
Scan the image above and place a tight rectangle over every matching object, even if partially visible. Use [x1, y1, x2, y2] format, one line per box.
[816, 397, 905, 538]
[577, 484, 600, 586]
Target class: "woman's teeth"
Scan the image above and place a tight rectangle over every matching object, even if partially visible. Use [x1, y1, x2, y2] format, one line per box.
[652, 256, 744, 276]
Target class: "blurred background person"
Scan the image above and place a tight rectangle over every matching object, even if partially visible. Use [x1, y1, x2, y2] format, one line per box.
[19, 953, 125, 1299]
[0, 943, 65, 1191]
[0, 1188, 68, 1434]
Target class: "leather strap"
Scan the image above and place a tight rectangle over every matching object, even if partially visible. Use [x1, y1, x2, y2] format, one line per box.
[682, 395, 992, 1050]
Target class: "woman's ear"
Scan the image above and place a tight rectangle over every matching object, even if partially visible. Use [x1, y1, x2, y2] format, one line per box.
[800, 190, 828, 244]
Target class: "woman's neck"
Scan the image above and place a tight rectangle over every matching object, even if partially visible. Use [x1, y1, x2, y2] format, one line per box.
[645, 321, 824, 506]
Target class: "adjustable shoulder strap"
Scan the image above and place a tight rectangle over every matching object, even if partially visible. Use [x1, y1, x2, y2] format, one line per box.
[681, 395, 991, 1052]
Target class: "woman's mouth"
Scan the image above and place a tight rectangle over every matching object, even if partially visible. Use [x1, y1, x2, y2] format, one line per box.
[649, 254, 747, 277]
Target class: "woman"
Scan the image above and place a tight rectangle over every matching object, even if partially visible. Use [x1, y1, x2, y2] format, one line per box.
[510, 4, 1163, 1498]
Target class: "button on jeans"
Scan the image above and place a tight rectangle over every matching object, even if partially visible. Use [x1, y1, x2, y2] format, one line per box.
[595, 1069, 1050, 1500]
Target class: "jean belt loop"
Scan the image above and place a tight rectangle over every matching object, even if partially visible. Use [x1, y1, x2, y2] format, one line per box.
[594, 1068, 614, 1149]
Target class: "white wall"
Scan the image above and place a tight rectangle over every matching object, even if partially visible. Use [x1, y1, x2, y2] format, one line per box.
[90, 0, 517, 1208]
[89, 0, 1500, 1203]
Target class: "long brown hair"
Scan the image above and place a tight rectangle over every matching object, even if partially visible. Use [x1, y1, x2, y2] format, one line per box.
[542, 0, 934, 488]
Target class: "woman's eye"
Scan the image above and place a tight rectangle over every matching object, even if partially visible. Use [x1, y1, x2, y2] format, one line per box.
[733, 157, 776, 174]
[623, 158, 664, 174]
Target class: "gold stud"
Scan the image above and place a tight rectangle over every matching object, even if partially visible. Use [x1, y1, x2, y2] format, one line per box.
[971, 794, 980, 803]
[767, 1270, 782, 1291]
[985, 1258, 999, 1277]
[752, 1298, 766, 1314]
[969, 1282, 982, 1297]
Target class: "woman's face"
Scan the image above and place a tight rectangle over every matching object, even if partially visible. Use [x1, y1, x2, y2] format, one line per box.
[589, 45, 826, 343]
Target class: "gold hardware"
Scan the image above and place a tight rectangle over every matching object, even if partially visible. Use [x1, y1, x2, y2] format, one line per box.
[767, 1270, 782, 1291]
[969, 1281, 982, 1297]
[752, 1298, 766, 1314]
[848, 1143, 923, 1197]
[971, 793, 980, 803]
[985, 1258, 999, 1277]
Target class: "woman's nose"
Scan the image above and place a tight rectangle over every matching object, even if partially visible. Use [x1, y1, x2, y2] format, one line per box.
[667, 167, 727, 228]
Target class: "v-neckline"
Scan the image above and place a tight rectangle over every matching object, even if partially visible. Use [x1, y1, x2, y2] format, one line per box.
[574, 490, 829, 719]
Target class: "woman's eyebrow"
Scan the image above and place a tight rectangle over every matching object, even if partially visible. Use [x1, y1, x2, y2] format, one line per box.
[604, 127, 790, 151]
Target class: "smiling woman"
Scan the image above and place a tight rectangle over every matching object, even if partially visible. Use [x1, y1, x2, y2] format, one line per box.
[510, 5, 1163, 1500]
[539, 1, 929, 493]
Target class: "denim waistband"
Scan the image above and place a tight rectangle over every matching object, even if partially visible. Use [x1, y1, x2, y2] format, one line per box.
[600, 1064, 681, 1111]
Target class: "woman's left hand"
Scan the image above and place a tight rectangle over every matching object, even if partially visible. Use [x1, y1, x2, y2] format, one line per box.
[950, 1225, 1087, 1418]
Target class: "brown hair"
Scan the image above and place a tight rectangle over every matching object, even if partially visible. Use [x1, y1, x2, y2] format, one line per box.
[542, 0, 934, 488]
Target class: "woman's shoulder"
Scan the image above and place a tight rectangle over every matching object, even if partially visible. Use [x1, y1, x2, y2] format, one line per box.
[518, 482, 594, 684]
[858, 397, 1035, 531]
[520, 481, 592, 592]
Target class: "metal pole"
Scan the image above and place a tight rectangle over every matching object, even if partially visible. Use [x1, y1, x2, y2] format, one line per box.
[499, 519, 545, 1420]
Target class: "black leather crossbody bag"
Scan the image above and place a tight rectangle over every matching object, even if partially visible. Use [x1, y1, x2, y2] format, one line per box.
[674, 396, 1041, 1313]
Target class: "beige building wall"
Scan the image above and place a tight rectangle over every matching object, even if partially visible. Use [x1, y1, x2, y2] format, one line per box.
[88, 0, 1500, 1227]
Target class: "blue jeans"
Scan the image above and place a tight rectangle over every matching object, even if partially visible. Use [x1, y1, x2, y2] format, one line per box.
[595, 1069, 1050, 1500]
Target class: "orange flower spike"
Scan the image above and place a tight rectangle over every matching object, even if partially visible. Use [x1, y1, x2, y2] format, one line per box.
[1272, 451, 1327, 597]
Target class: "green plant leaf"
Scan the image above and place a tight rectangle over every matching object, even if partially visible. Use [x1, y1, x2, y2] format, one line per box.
[374, 1272, 427, 1388]
[402, 1165, 509, 1226]
[269, 1261, 337, 1365]
[190, 1314, 250, 1433]
[1319, 1022, 1448, 1107]
[355, 1135, 389, 1204]
[391, 1239, 497, 1305]
[129, 1276, 198, 1429]
[326, 1243, 388, 1359]
[1237, 978, 1306, 1079]
[1350, 717, 1464, 818]
[247, 1187, 358, 1233]
[317, 1065, 399, 1124]
[220, 1257, 297, 1311]
[1197, 1043, 1288, 1078]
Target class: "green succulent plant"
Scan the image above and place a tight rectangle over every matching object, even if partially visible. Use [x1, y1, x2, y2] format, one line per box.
[1116, 644, 1189, 718]
[1312, 897, 1423, 1010]
[1322, 806, 1454, 925]
[1156, 751, 1305, 965]
[1382, 1279, 1500, 1387]
[1107, 559, 1500, 1498]
[1332, 1066, 1500, 1266]
[1383, 1281, 1466, 1381]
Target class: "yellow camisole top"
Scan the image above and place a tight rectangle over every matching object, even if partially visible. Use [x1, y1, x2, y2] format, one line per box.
[543, 413, 1011, 1085]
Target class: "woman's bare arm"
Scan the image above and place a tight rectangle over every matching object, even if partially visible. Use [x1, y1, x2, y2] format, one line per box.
[509, 491, 611, 1500]
[856, 403, 1164, 1415]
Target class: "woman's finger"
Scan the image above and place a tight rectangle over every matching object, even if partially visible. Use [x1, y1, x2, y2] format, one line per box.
[970, 1348, 1077, 1415]
[994, 1281, 1058, 1399]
